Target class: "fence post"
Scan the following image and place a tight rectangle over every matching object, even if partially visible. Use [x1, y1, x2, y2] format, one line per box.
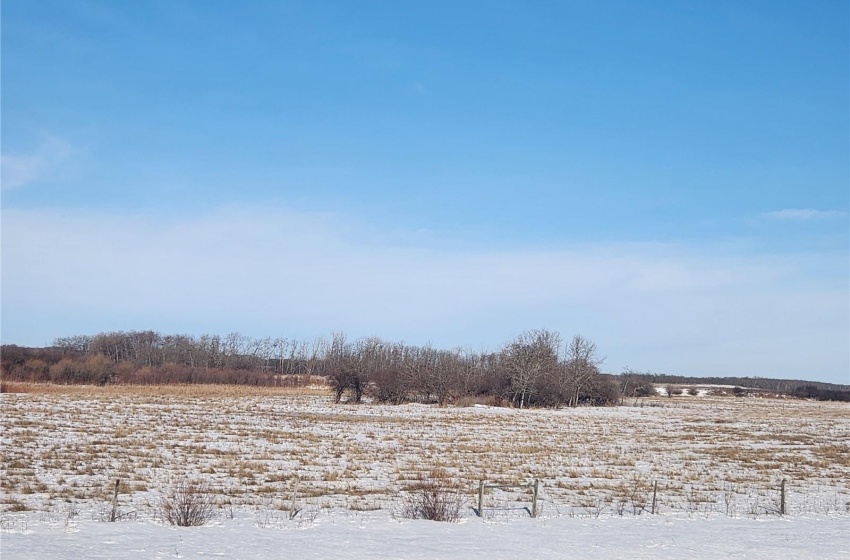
[477, 480, 484, 517]
[110, 479, 120, 522]
[780, 479, 786, 516]
[651, 480, 658, 515]
[289, 477, 301, 520]
[531, 479, 539, 518]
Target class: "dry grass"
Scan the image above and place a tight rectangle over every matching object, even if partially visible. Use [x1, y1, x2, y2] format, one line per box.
[401, 468, 465, 522]
[0, 381, 331, 397]
[160, 478, 216, 526]
[1, 391, 847, 518]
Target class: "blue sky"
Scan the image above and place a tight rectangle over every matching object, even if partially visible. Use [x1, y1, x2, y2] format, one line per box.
[2, 1, 848, 383]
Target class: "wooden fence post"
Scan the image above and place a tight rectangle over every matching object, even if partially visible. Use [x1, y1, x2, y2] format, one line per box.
[651, 480, 658, 515]
[476, 479, 540, 518]
[780, 479, 786, 516]
[531, 479, 539, 518]
[289, 477, 301, 520]
[477, 480, 484, 517]
[109, 479, 120, 522]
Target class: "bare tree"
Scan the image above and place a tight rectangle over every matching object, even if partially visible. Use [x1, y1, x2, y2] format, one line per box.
[558, 335, 604, 407]
[369, 368, 409, 404]
[402, 345, 443, 403]
[327, 335, 388, 403]
[500, 330, 562, 408]
[327, 333, 353, 403]
[53, 335, 93, 355]
[431, 350, 461, 406]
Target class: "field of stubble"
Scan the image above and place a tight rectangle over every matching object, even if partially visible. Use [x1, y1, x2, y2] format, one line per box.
[2, 384, 848, 522]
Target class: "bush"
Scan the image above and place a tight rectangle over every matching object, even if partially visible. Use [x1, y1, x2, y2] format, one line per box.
[160, 478, 215, 526]
[587, 375, 621, 405]
[666, 385, 683, 397]
[626, 379, 657, 397]
[402, 468, 465, 522]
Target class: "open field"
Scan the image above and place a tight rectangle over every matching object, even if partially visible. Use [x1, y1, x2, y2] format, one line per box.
[1, 384, 849, 558]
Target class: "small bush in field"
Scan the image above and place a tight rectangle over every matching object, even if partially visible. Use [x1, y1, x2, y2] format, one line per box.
[160, 478, 215, 526]
[666, 385, 683, 397]
[402, 468, 465, 522]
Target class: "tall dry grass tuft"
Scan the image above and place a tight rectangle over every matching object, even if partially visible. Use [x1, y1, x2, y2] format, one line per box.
[402, 468, 465, 522]
[160, 478, 216, 527]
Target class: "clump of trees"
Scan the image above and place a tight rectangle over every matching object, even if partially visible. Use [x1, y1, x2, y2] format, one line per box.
[1, 329, 619, 408]
[497, 330, 616, 408]
[325, 329, 619, 408]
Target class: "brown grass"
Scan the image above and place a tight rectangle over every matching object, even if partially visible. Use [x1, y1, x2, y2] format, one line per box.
[0, 381, 331, 397]
[1, 391, 847, 516]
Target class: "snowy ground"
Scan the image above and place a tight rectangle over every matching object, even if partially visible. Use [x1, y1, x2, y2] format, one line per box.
[1, 387, 848, 558]
[1, 510, 848, 559]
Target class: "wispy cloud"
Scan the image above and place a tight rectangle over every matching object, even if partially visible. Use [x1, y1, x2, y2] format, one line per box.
[761, 209, 848, 221]
[1, 135, 72, 190]
[2, 205, 847, 381]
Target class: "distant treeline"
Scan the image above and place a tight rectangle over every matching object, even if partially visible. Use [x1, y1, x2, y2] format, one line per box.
[2, 330, 847, 404]
[617, 371, 850, 402]
[0, 330, 618, 407]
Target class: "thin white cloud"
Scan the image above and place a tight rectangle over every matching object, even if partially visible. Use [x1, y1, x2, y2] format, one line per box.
[1, 205, 847, 382]
[761, 209, 848, 221]
[1, 135, 72, 190]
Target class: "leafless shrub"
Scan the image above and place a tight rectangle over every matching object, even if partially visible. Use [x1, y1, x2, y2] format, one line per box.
[746, 495, 762, 518]
[254, 508, 283, 529]
[684, 486, 712, 515]
[722, 484, 737, 516]
[628, 475, 652, 515]
[160, 478, 215, 526]
[580, 496, 607, 518]
[614, 499, 627, 516]
[64, 500, 79, 527]
[402, 468, 465, 522]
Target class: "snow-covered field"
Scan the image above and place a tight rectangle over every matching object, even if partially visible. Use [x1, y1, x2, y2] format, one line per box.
[2, 511, 847, 559]
[2, 386, 848, 558]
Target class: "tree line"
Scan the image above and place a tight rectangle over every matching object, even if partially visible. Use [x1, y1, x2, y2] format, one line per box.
[0, 329, 619, 407]
[3, 329, 846, 403]
[617, 371, 850, 402]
